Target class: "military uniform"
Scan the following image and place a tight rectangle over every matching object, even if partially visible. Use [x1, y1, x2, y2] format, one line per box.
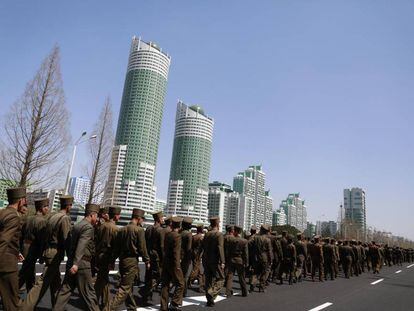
[251, 225, 272, 291]
[202, 217, 225, 306]
[180, 217, 193, 297]
[339, 241, 353, 278]
[19, 198, 49, 292]
[225, 226, 248, 297]
[369, 243, 381, 274]
[294, 234, 307, 282]
[22, 196, 73, 311]
[309, 237, 324, 281]
[323, 239, 335, 281]
[54, 204, 100, 311]
[107, 208, 149, 311]
[94, 206, 120, 308]
[188, 226, 204, 292]
[0, 187, 26, 311]
[160, 217, 185, 311]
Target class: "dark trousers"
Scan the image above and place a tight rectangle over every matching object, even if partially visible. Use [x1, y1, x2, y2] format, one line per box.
[204, 264, 224, 304]
[181, 256, 192, 296]
[324, 260, 335, 280]
[311, 257, 323, 281]
[342, 256, 352, 278]
[0, 271, 19, 311]
[225, 262, 247, 296]
[188, 255, 204, 291]
[94, 261, 110, 308]
[160, 264, 184, 311]
[143, 252, 161, 300]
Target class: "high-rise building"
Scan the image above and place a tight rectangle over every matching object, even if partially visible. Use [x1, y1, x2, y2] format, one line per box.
[280, 193, 307, 232]
[166, 102, 214, 223]
[304, 222, 316, 238]
[155, 198, 166, 212]
[207, 182, 240, 232]
[233, 165, 269, 228]
[68, 176, 91, 206]
[28, 189, 64, 211]
[104, 36, 171, 222]
[264, 190, 273, 225]
[272, 208, 287, 226]
[343, 187, 366, 239]
[319, 220, 338, 237]
[0, 179, 15, 208]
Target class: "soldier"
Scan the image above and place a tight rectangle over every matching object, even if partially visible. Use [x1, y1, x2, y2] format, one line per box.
[282, 235, 296, 285]
[247, 226, 257, 290]
[251, 225, 272, 292]
[106, 208, 150, 311]
[351, 240, 361, 276]
[188, 224, 204, 292]
[160, 217, 185, 311]
[225, 225, 248, 297]
[309, 236, 324, 282]
[358, 241, 366, 273]
[339, 240, 353, 278]
[323, 238, 335, 281]
[202, 217, 225, 307]
[94, 206, 121, 309]
[180, 217, 193, 297]
[332, 239, 340, 278]
[0, 187, 27, 311]
[22, 195, 73, 311]
[369, 241, 381, 274]
[294, 233, 307, 282]
[142, 211, 164, 303]
[384, 244, 392, 266]
[53, 203, 100, 311]
[268, 232, 283, 283]
[19, 198, 49, 292]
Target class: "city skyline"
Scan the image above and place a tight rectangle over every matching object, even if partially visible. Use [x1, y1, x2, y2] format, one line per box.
[1, 1, 413, 239]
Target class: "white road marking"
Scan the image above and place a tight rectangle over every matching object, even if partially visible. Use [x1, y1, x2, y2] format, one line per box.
[371, 278, 384, 285]
[308, 302, 333, 311]
[395, 270, 402, 274]
[407, 264, 414, 268]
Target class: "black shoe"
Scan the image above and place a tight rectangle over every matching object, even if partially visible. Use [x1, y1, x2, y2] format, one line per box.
[206, 301, 215, 307]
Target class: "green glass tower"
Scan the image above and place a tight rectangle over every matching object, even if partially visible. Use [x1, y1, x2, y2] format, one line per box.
[105, 36, 171, 217]
[166, 101, 214, 223]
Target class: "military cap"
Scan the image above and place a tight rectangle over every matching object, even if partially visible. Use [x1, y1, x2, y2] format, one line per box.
[209, 216, 220, 226]
[99, 206, 109, 215]
[164, 216, 172, 225]
[196, 223, 204, 229]
[183, 217, 193, 225]
[297, 232, 303, 237]
[171, 216, 183, 226]
[85, 203, 100, 214]
[59, 195, 74, 207]
[7, 187, 26, 201]
[34, 198, 49, 211]
[250, 225, 257, 231]
[261, 224, 270, 232]
[234, 225, 243, 233]
[282, 230, 288, 235]
[109, 206, 121, 216]
[152, 211, 163, 221]
[132, 208, 145, 218]
[226, 224, 234, 232]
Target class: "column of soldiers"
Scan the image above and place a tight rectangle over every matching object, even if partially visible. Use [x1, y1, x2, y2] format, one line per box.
[1, 186, 414, 310]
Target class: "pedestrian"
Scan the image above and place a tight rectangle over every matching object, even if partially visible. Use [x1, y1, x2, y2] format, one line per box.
[309, 235, 324, 282]
[0, 187, 27, 311]
[188, 224, 204, 292]
[294, 233, 307, 282]
[251, 225, 272, 292]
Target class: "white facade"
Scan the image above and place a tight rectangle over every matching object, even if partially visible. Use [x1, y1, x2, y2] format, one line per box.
[155, 198, 167, 212]
[264, 191, 273, 225]
[280, 193, 307, 232]
[68, 176, 91, 206]
[272, 208, 287, 226]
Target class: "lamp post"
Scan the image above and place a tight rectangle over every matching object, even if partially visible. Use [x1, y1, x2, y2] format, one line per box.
[64, 131, 97, 195]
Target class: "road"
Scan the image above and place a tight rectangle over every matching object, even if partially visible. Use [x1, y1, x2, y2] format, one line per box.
[17, 261, 414, 310]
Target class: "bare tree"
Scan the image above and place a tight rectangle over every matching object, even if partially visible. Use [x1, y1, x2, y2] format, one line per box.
[0, 45, 70, 188]
[87, 97, 114, 204]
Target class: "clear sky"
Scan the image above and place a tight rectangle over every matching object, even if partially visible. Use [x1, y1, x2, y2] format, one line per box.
[1, 1, 413, 239]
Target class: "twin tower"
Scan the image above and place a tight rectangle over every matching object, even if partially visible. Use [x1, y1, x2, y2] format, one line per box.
[104, 36, 214, 224]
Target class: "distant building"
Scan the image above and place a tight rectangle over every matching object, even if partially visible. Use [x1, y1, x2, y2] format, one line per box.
[69, 176, 91, 206]
[207, 182, 240, 232]
[280, 193, 307, 232]
[343, 188, 366, 239]
[166, 102, 214, 224]
[304, 222, 316, 238]
[264, 190, 273, 225]
[0, 179, 15, 208]
[28, 189, 64, 211]
[272, 208, 287, 226]
[155, 199, 166, 212]
[319, 221, 338, 237]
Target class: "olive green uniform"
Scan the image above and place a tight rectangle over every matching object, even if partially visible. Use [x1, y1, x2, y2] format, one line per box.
[225, 235, 248, 296]
[22, 210, 72, 311]
[323, 243, 335, 280]
[188, 232, 204, 291]
[180, 228, 192, 296]
[251, 233, 272, 290]
[54, 219, 99, 311]
[0, 207, 22, 311]
[309, 242, 324, 281]
[107, 222, 149, 311]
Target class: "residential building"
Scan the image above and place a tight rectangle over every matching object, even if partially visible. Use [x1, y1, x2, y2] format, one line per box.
[166, 102, 214, 224]
[280, 193, 307, 232]
[104, 36, 171, 223]
[319, 220, 338, 237]
[272, 208, 287, 226]
[343, 187, 366, 240]
[304, 222, 316, 238]
[264, 190, 273, 225]
[68, 176, 91, 206]
[0, 179, 14, 208]
[155, 198, 166, 212]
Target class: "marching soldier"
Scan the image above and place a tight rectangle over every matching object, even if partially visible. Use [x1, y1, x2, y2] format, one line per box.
[188, 224, 204, 292]
[369, 241, 381, 274]
[323, 238, 335, 281]
[202, 217, 225, 307]
[142, 211, 164, 303]
[225, 225, 248, 297]
[19, 198, 49, 292]
[294, 233, 307, 282]
[332, 239, 340, 278]
[22, 195, 73, 311]
[0, 187, 27, 311]
[106, 208, 150, 311]
[351, 240, 361, 276]
[282, 235, 296, 285]
[251, 225, 272, 292]
[339, 240, 353, 278]
[180, 217, 193, 297]
[94, 206, 121, 308]
[309, 236, 324, 282]
[160, 217, 185, 311]
[268, 232, 283, 283]
[54, 203, 100, 311]
[247, 226, 257, 290]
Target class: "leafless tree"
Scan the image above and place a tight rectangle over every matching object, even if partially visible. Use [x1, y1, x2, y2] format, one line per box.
[87, 97, 114, 204]
[0, 45, 70, 188]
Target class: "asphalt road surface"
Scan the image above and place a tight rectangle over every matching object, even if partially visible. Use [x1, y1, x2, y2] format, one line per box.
[16, 261, 414, 311]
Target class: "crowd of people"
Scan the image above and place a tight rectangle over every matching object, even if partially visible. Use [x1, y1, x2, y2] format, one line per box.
[0, 187, 413, 311]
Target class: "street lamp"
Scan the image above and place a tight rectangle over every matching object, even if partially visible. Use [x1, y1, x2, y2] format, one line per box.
[64, 131, 97, 194]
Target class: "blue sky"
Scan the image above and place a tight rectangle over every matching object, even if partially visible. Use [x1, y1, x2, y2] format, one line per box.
[1, 1, 413, 239]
